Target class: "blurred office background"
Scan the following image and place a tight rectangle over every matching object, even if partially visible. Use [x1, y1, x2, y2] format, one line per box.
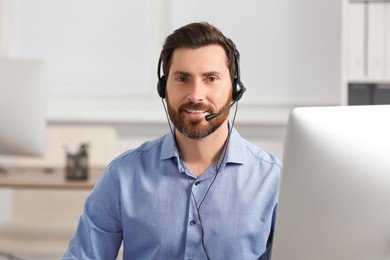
[1, 0, 346, 158]
[1, 0, 389, 259]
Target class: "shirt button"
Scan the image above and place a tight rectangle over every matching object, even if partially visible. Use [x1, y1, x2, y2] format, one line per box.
[190, 220, 196, 226]
[195, 181, 200, 186]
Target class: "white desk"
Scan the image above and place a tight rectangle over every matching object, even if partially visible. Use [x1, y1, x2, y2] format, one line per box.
[0, 166, 104, 189]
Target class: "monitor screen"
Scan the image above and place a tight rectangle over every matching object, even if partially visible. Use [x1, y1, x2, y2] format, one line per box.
[272, 105, 390, 260]
[0, 58, 47, 157]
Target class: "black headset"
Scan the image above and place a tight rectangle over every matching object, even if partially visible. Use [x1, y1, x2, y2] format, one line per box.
[157, 46, 246, 101]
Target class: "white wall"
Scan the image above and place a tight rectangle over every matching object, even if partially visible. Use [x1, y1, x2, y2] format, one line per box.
[10, 0, 154, 94]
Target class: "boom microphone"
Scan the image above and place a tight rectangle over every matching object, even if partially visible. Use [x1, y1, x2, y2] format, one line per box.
[205, 101, 236, 121]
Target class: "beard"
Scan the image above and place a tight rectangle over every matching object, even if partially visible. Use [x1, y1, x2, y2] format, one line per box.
[166, 98, 231, 140]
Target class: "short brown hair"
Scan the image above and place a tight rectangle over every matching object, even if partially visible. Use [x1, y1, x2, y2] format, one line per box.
[159, 22, 239, 82]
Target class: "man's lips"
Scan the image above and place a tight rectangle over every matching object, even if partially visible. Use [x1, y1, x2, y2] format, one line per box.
[179, 103, 212, 119]
[183, 109, 208, 114]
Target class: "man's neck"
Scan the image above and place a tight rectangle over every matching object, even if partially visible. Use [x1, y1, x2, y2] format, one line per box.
[175, 121, 229, 177]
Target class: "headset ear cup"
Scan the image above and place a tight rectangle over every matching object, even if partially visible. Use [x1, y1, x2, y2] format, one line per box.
[232, 79, 246, 101]
[232, 79, 238, 101]
[157, 76, 166, 98]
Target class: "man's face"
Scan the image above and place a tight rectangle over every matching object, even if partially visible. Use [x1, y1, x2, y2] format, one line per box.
[165, 44, 232, 139]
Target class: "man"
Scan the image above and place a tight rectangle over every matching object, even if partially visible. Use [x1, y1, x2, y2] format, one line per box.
[63, 22, 282, 260]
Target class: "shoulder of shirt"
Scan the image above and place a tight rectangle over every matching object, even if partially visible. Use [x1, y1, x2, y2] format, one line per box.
[110, 134, 167, 165]
[241, 138, 283, 169]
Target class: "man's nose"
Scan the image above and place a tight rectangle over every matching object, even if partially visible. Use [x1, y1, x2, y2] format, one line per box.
[187, 78, 206, 102]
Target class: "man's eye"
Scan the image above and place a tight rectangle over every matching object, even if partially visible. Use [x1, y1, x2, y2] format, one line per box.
[176, 77, 187, 83]
[208, 76, 217, 82]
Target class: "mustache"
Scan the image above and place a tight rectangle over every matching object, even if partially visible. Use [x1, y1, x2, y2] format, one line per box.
[178, 102, 210, 112]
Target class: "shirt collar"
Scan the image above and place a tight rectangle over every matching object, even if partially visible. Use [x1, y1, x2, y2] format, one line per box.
[223, 126, 247, 165]
[160, 124, 247, 166]
[161, 132, 180, 161]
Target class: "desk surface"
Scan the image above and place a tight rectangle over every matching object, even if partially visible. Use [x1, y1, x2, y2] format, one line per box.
[0, 166, 105, 189]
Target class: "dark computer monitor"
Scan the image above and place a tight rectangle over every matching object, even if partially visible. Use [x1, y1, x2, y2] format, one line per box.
[272, 105, 390, 260]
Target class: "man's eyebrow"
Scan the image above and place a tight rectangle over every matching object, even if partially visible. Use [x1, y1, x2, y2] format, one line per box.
[203, 71, 222, 77]
[171, 71, 191, 77]
[171, 71, 223, 77]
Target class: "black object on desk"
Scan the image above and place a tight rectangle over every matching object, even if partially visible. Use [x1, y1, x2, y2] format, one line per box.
[65, 143, 89, 180]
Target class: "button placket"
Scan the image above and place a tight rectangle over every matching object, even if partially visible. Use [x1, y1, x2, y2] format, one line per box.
[183, 169, 215, 259]
[189, 180, 200, 228]
[184, 188, 202, 259]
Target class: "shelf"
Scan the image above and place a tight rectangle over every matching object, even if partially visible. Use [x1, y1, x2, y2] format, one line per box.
[348, 79, 390, 84]
[350, 0, 390, 3]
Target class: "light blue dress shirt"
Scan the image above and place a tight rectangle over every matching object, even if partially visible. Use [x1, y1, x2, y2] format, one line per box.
[63, 127, 282, 260]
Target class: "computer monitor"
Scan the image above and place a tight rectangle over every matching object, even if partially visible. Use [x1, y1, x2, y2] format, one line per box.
[272, 105, 390, 260]
[0, 58, 47, 158]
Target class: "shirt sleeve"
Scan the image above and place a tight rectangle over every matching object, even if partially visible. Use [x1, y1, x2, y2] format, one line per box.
[62, 163, 123, 260]
[258, 204, 277, 260]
